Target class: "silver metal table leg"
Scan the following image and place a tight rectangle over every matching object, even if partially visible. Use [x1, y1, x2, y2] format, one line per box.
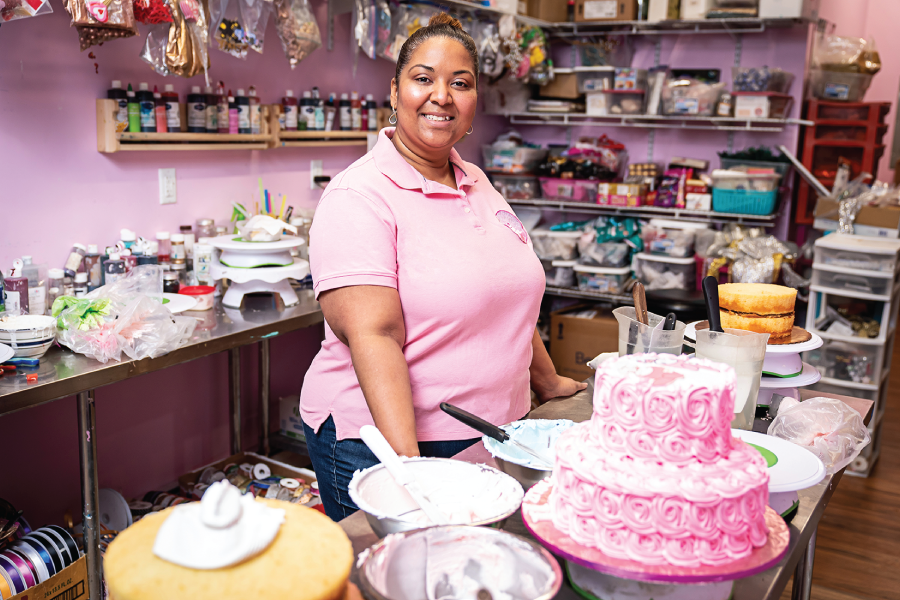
[77, 390, 102, 600]
[259, 339, 271, 456]
[791, 527, 817, 600]
[229, 348, 242, 454]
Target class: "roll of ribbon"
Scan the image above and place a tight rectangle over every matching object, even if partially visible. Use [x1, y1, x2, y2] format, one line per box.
[0, 566, 12, 599]
[252, 463, 271, 480]
[0, 554, 26, 594]
[45, 526, 79, 564]
[23, 534, 62, 574]
[30, 530, 70, 568]
[128, 501, 153, 518]
[2, 549, 37, 588]
[15, 540, 52, 580]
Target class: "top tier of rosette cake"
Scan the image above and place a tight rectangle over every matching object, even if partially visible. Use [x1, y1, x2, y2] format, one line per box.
[591, 353, 737, 465]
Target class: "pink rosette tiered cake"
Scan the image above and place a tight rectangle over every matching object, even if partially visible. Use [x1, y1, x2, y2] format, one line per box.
[550, 353, 770, 568]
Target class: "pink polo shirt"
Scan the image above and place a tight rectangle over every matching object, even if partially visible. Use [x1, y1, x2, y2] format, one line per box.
[299, 128, 545, 441]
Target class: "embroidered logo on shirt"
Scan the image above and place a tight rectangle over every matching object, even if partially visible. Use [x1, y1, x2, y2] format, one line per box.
[495, 210, 528, 243]
[497, 210, 528, 244]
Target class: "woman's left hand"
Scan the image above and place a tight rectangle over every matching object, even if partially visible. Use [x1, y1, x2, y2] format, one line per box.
[532, 374, 588, 403]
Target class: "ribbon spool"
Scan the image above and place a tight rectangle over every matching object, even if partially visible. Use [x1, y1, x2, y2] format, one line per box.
[17, 537, 56, 578]
[45, 526, 79, 562]
[23, 534, 63, 574]
[1, 550, 36, 588]
[252, 463, 271, 480]
[29, 530, 72, 569]
[0, 554, 27, 594]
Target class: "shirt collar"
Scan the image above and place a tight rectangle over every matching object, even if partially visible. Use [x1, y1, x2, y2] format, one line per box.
[373, 127, 478, 193]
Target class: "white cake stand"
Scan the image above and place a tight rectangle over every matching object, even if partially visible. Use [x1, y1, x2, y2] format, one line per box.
[211, 259, 309, 309]
[208, 235, 305, 268]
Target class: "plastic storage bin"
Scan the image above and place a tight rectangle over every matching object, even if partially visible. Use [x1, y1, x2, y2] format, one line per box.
[608, 90, 646, 115]
[733, 92, 793, 119]
[576, 68, 615, 93]
[574, 264, 631, 294]
[811, 265, 894, 298]
[807, 380, 877, 402]
[641, 219, 709, 258]
[482, 146, 548, 174]
[711, 171, 781, 191]
[804, 339, 879, 385]
[546, 260, 577, 288]
[813, 235, 900, 274]
[531, 229, 583, 261]
[719, 158, 790, 179]
[539, 178, 599, 202]
[633, 253, 696, 291]
[808, 69, 873, 102]
[490, 175, 541, 200]
[577, 242, 630, 268]
[711, 189, 777, 215]
[731, 66, 795, 94]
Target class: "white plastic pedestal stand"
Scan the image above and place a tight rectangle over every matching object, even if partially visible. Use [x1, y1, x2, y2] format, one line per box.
[211, 260, 309, 309]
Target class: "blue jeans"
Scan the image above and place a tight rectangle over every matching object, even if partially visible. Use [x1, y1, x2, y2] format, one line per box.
[302, 416, 479, 522]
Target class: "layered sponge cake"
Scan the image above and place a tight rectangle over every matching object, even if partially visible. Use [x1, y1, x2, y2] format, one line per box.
[550, 353, 770, 567]
[719, 283, 797, 341]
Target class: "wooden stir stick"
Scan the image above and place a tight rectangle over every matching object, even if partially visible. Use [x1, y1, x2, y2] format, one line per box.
[632, 282, 649, 326]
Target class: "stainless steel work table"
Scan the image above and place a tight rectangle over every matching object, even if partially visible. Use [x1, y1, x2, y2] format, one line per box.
[339, 381, 874, 600]
[0, 291, 323, 600]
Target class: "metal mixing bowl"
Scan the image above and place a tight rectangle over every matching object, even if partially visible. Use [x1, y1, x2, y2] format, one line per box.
[493, 456, 553, 490]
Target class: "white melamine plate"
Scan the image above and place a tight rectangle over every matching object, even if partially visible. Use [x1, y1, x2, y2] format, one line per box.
[207, 235, 305, 252]
[759, 362, 820, 389]
[0, 343, 13, 364]
[161, 293, 198, 314]
[732, 429, 827, 493]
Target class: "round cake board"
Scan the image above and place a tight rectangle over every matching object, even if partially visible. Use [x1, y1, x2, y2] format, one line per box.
[521, 479, 789, 584]
[686, 322, 819, 351]
[759, 363, 821, 389]
[567, 561, 734, 600]
[769, 491, 800, 520]
[732, 430, 826, 493]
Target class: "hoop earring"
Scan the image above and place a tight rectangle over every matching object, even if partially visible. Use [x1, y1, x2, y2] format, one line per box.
[466, 124, 474, 135]
[389, 111, 397, 125]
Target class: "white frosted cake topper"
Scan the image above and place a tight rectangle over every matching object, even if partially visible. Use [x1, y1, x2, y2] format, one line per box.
[153, 480, 285, 570]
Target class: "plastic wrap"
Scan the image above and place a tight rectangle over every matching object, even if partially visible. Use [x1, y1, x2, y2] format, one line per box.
[353, 0, 375, 60]
[381, 3, 433, 62]
[767, 397, 871, 475]
[52, 265, 196, 364]
[1, 0, 53, 23]
[272, 0, 321, 68]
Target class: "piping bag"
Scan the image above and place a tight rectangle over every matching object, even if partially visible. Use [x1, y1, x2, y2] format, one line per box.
[440, 403, 554, 470]
[358, 425, 447, 525]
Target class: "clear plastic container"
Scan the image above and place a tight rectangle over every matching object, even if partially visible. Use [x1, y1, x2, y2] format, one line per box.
[539, 178, 600, 202]
[194, 218, 217, 239]
[490, 175, 541, 200]
[731, 67, 795, 93]
[804, 339, 878, 385]
[577, 242, 630, 268]
[482, 146, 548, 174]
[641, 219, 708, 258]
[613, 306, 686, 356]
[811, 265, 893, 297]
[633, 252, 696, 291]
[545, 260, 577, 288]
[711, 170, 781, 192]
[813, 235, 900, 274]
[574, 264, 631, 294]
[532, 229, 583, 261]
[808, 69, 873, 102]
[576, 68, 615, 93]
[607, 90, 645, 114]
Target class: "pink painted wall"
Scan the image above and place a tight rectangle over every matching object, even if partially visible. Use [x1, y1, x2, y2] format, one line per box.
[819, 0, 900, 181]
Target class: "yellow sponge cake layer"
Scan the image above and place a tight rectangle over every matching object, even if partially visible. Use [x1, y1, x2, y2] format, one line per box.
[718, 283, 797, 315]
[105, 499, 352, 600]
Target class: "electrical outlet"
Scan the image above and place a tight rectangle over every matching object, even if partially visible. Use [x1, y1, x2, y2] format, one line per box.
[159, 168, 177, 204]
[310, 160, 323, 190]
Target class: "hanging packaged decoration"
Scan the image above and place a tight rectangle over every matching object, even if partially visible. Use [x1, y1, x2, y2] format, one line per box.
[63, 0, 138, 50]
[353, 0, 388, 61]
[133, 0, 173, 24]
[139, 0, 209, 78]
[381, 3, 433, 63]
[1, 0, 53, 23]
[210, 0, 249, 58]
[240, 0, 272, 54]
[272, 0, 321, 69]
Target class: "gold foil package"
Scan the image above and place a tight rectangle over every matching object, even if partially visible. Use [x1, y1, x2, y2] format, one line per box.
[140, 0, 209, 78]
[63, 0, 138, 50]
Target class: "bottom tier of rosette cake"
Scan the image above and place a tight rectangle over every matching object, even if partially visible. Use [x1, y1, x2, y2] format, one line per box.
[550, 423, 770, 568]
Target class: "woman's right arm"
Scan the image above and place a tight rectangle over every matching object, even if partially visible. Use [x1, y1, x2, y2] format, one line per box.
[318, 285, 420, 457]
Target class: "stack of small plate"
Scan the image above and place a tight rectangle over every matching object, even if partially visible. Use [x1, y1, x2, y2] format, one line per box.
[0, 315, 57, 359]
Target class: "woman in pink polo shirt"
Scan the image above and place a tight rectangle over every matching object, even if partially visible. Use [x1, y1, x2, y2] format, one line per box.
[300, 13, 586, 520]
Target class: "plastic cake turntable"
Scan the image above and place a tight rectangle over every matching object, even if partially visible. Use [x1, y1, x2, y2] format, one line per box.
[208, 235, 309, 309]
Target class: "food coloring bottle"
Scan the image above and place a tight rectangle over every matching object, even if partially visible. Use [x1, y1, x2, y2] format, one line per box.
[153, 86, 168, 133]
[217, 82, 229, 134]
[236, 89, 251, 134]
[204, 85, 218, 133]
[187, 86, 207, 133]
[282, 90, 298, 131]
[104, 253, 126, 286]
[156, 231, 171, 266]
[248, 86, 261, 134]
[350, 91, 362, 131]
[312, 87, 324, 131]
[108, 80, 128, 132]
[127, 84, 141, 133]
[227, 91, 239, 134]
[324, 93, 337, 131]
[137, 83, 156, 132]
[339, 93, 351, 130]
[4, 263, 28, 315]
[85, 244, 102, 291]
[162, 84, 181, 131]
[366, 94, 377, 131]
[63, 244, 87, 278]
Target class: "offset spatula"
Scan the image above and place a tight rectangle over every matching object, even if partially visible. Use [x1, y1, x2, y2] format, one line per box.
[440, 403, 554, 470]
[702, 276, 724, 333]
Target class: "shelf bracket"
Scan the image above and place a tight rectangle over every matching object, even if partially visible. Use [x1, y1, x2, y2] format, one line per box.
[727, 131, 735, 153]
[734, 34, 743, 67]
[647, 129, 655, 162]
[327, 0, 355, 51]
[653, 38, 662, 68]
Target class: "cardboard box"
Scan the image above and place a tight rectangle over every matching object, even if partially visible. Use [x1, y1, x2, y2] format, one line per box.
[734, 94, 770, 119]
[598, 182, 645, 206]
[758, 0, 820, 19]
[814, 199, 900, 239]
[524, 0, 569, 21]
[540, 73, 581, 99]
[10, 555, 87, 600]
[550, 307, 619, 382]
[179, 452, 317, 496]
[279, 394, 305, 442]
[648, 0, 680, 21]
[680, 0, 713, 19]
[686, 192, 712, 210]
[575, 0, 637, 22]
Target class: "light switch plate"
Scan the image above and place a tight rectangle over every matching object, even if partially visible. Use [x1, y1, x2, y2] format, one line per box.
[159, 168, 177, 204]
[310, 160, 323, 190]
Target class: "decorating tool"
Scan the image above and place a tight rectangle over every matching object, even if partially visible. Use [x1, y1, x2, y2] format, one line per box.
[702, 276, 724, 333]
[632, 282, 648, 325]
[663, 312, 677, 331]
[440, 403, 554, 470]
[358, 425, 447, 525]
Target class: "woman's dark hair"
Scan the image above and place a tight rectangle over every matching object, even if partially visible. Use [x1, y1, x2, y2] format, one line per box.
[394, 13, 479, 88]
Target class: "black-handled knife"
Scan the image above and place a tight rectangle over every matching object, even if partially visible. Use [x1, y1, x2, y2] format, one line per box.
[702, 276, 724, 333]
[440, 403, 553, 469]
[663, 312, 677, 331]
